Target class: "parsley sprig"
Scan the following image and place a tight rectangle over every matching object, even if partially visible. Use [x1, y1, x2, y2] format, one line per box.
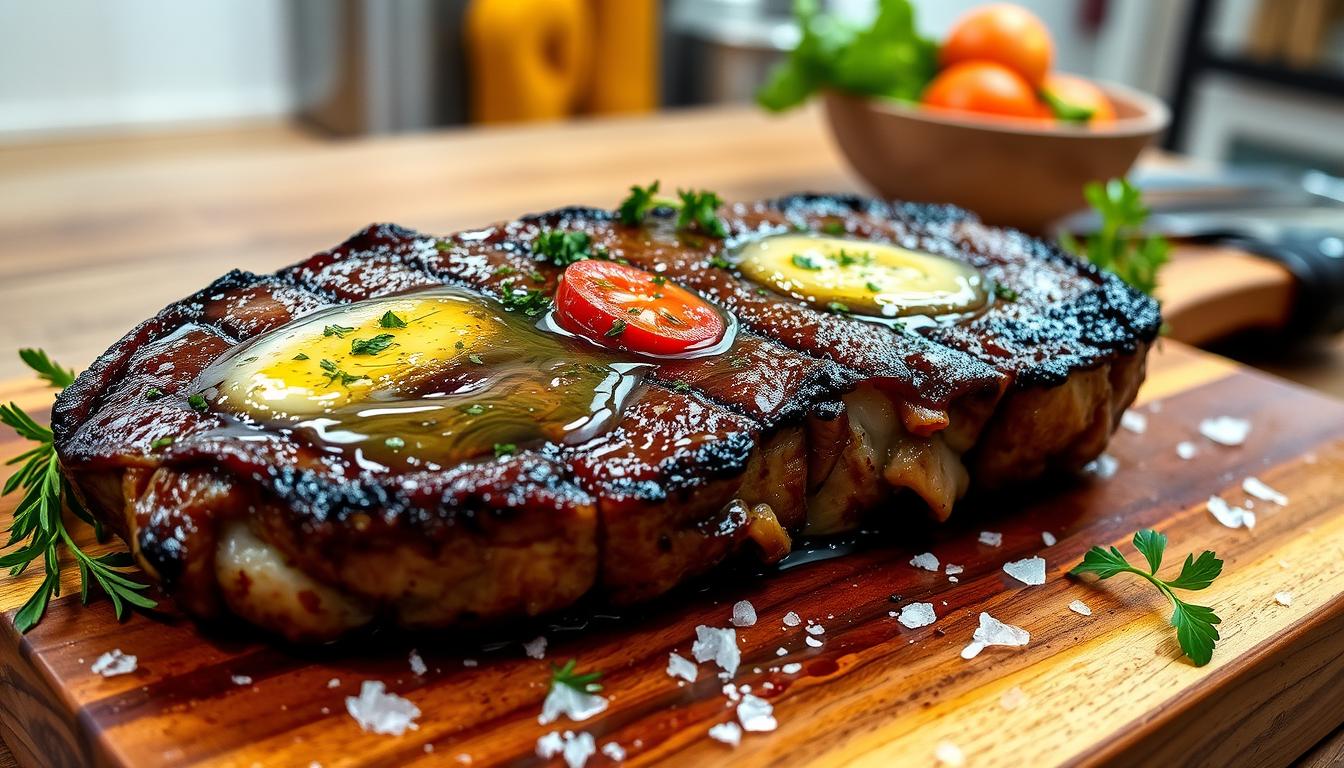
[1059, 178, 1170, 296]
[616, 181, 728, 238]
[532, 229, 604, 267]
[1070, 529, 1223, 666]
[550, 658, 603, 693]
[2, 350, 155, 632]
[498, 280, 552, 317]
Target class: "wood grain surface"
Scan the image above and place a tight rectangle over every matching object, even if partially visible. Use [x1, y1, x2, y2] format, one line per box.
[2, 339, 1343, 767]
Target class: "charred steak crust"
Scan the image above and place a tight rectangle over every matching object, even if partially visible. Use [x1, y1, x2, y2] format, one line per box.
[52, 194, 1159, 638]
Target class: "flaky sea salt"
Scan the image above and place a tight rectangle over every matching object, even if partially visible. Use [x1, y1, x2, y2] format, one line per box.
[346, 681, 420, 735]
[1003, 556, 1046, 586]
[1243, 477, 1288, 506]
[231, 674, 253, 686]
[524, 636, 548, 660]
[667, 652, 698, 683]
[781, 663, 802, 674]
[945, 564, 964, 575]
[537, 732, 564, 759]
[805, 636, 823, 648]
[731, 600, 757, 627]
[601, 742, 626, 762]
[978, 531, 1003, 547]
[960, 612, 1030, 659]
[897, 602, 937, 629]
[91, 650, 137, 677]
[1084, 453, 1118, 479]
[935, 740, 966, 766]
[539, 681, 609, 725]
[1000, 686, 1028, 710]
[910, 552, 940, 571]
[1208, 495, 1255, 529]
[782, 611, 802, 627]
[775, 647, 788, 656]
[737, 693, 777, 732]
[408, 650, 427, 677]
[328, 678, 341, 689]
[1275, 591, 1293, 607]
[1069, 599, 1093, 616]
[692, 625, 740, 677]
[1120, 410, 1148, 434]
[1041, 531, 1057, 547]
[1177, 441, 1198, 460]
[805, 623, 825, 636]
[1200, 416, 1251, 446]
[708, 721, 743, 747]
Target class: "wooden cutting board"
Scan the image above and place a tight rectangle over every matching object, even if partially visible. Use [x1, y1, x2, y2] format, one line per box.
[2, 340, 1343, 768]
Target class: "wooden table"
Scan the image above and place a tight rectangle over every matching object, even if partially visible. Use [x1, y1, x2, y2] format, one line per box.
[1, 105, 1342, 766]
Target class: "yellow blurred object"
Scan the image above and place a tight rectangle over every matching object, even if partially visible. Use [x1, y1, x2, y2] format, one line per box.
[586, 0, 659, 115]
[465, 0, 659, 124]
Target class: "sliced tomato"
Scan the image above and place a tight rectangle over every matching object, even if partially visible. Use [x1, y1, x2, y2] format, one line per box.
[554, 260, 726, 355]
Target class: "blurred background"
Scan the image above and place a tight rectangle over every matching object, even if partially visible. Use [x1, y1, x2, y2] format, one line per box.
[1, 0, 1341, 171]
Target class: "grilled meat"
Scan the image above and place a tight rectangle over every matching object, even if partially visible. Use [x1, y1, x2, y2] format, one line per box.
[52, 194, 1159, 640]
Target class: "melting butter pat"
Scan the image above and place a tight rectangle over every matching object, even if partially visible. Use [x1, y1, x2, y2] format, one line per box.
[215, 296, 496, 418]
[737, 235, 988, 319]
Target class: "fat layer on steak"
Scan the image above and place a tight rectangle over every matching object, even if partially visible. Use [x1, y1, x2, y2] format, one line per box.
[52, 194, 1158, 640]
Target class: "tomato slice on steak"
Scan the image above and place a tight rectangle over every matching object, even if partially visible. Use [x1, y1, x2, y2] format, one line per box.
[554, 260, 726, 356]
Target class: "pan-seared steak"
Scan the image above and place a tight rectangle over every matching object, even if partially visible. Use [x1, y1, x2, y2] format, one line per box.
[52, 194, 1158, 640]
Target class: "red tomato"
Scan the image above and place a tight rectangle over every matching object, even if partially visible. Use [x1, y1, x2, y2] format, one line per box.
[1042, 73, 1116, 124]
[921, 61, 1040, 119]
[940, 3, 1053, 88]
[554, 260, 726, 355]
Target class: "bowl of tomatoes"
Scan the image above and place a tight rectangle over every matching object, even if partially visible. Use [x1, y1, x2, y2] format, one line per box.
[760, 3, 1169, 232]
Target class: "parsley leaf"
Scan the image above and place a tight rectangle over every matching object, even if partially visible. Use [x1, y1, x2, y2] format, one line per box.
[550, 658, 603, 693]
[323, 324, 355, 338]
[1070, 529, 1223, 666]
[350, 333, 395, 356]
[187, 393, 209, 413]
[1059, 178, 1170, 296]
[532, 229, 596, 267]
[498, 280, 553, 317]
[493, 443, 516, 457]
[993, 283, 1019, 302]
[791, 253, 823, 270]
[616, 181, 728, 238]
[2, 350, 155, 632]
[605, 318, 627, 338]
[320, 359, 368, 387]
[378, 310, 408, 329]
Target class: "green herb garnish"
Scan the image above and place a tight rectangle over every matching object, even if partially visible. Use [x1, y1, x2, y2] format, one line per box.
[187, 394, 209, 413]
[708, 256, 733, 270]
[460, 403, 486, 416]
[791, 253, 823, 270]
[1, 351, 157, 632]
[616, 181, 728, 238]
[320, 359, 368, 387]
[384, 436, 405, 449]
[865, 281, 882, 293]
[498, 280, 553, 317]
[323, 324, 355, 338]
[1058, 178, 1170, 296]
[834, 249, 873, 267]
[493, 443, 517, 458]
[821, 221, 846, 236]
[605, 318, 627, 338]
[468, 353, 485, 365]
[650, 275, 667, 286]
[150, 436, 175, 449]
[756, 0, 937, 112]
[670, 380, 692, 394]
[378, 310, 408, 329]
[1070, 529, 1223, 666]
[994, 284, 1019, 302]
[145, 387, 165, 401]
[350, 334, 395, 356]
[532, 229, 595, 267]
[657, 308, 686, 327]
[826, 301, 851, 314]
[550, 658, 603, 693]
[292, 353, 310, 361]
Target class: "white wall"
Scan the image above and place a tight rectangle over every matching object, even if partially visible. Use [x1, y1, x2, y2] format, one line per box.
[0, 0, 294, 138]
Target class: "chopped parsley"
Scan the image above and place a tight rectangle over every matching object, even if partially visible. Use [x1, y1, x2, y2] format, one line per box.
[821, 221, 846, 236]
[708, 256, 733, 270]
[350, 333, 396, 356]
[826, 301, 851, 314]
[670, 380, 692, 394]
[494, 265, 516, 276]
[320, 358, 368, 387]
[835, 249, 874, 267]
[150, 435, 176, 449]
[605, 318, 627, 337]
[187, 393, 209, 413]
[865, 281, 882, 293]
[1071, 529, 1223, 666]
[994, 283, 1019, 302]
[493, 442, 517, 457]
[617, 181, 728, 238]
[498, 279, 553, 317]
[532, 229, 596, 267]
[378, 310, 408, 329]
[529, 270, 546, 283]
[460, 403, 486, 416]
[468, 353, 485, 365]
[323, 324, 355, 338]
[145, 386, 165, 401]
[292, 353, 310, 361]
[650, 275, 667, 286]
[791, 253, 823, 270]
